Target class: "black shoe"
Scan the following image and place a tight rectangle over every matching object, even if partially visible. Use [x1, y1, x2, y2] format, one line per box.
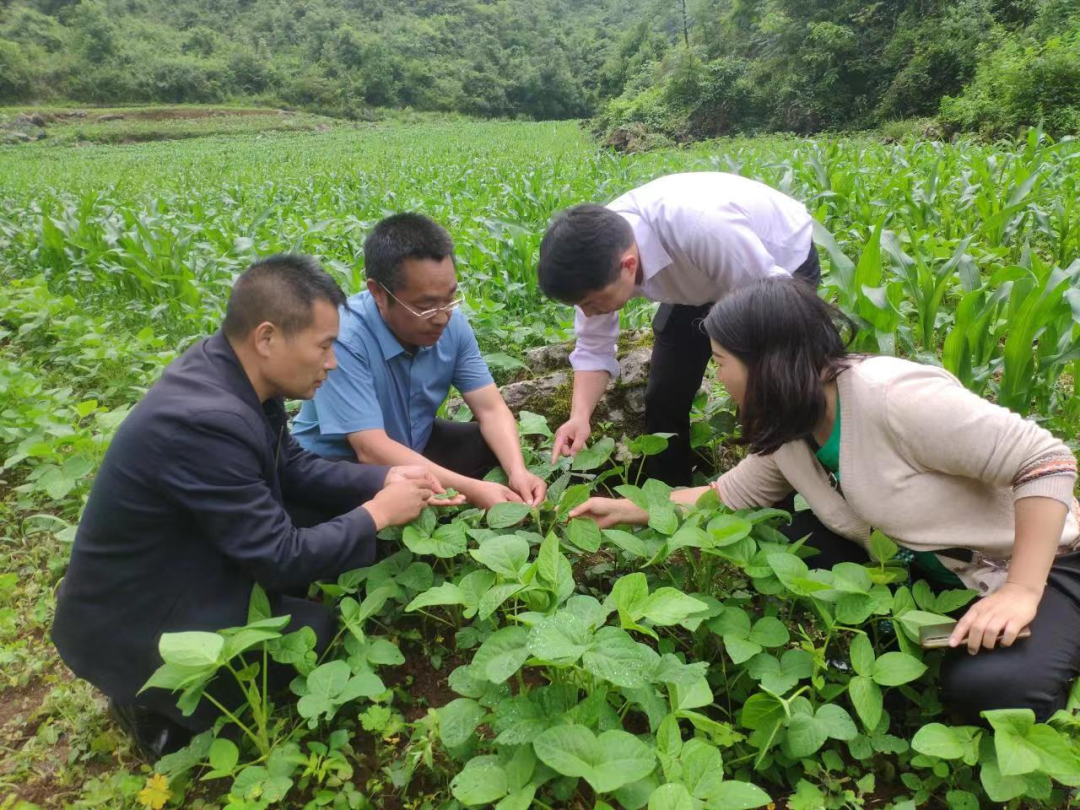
[108, 698, 192, 762]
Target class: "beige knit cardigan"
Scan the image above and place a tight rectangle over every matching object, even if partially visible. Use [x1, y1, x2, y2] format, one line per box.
[713, 356, 1080, 593]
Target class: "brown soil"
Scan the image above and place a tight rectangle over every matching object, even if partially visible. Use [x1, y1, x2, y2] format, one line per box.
[383, 645, 463, 722]
[0, 677, 53, 737]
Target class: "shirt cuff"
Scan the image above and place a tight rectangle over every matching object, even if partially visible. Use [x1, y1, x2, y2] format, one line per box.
[569, 349, 621, 379]
[1013, 472, 1078, 508]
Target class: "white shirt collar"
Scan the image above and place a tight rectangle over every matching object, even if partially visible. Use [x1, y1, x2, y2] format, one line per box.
[620, 211, 671, 282]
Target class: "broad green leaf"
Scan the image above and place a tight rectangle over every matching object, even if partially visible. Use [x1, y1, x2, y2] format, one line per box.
[816, 704, 857, 740]
[571, 437, 616, 471]
[159, 632, 224, 668]
[649, 504, 679, 536]
[648, 783, 700, 810]
[438, 698, 487, 748]
[533, 725, 656, 794]
[680, 739, 723, 800]
[783, 713, 828, 758]
[636, 589, 708, 626]
[848, 633, 875, 677]
[747, 617, 788, 648]
[912, 723, 965, 760]
[871, 652, 927, 686]
[868, 530, 899, 563]
[537, 532, 563, 586]
[568, 518, 602, 552]
[518, 410, 552, 437]
[404, 520, 467, 558]
[478, 582, 526, 620]
[472, 626, 531, 683]
[207, 738, 239, 774]
[831, 562, 873, 593]
[406, 582, 467, 612]
[705, 780, 771, 810]
[471, 535, 530, 578]
[740, 692, 786, 731]
[451, 755, 509, 806]
[527, 612, 592, 663]
[582, 628, 660, 689]
[706, 515, 753, 547]
[603, 529, 650, 558]
[848, 675, 882, 732]
[487, 502, 531, 529]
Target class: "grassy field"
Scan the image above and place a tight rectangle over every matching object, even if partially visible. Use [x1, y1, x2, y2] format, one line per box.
[0, 110, 1078, 810]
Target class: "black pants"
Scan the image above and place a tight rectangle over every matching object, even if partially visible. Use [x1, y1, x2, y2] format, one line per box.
[644, 246, 822, 485]
[781, 510, 1080, 723]
[137, 593, 337, 733]
[422, 418, 499, 480]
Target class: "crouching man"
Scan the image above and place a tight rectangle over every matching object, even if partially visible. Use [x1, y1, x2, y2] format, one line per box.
[52, 254, 452, 759]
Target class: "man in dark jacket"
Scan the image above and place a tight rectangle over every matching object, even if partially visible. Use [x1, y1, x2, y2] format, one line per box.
[52, 254, 450, 758]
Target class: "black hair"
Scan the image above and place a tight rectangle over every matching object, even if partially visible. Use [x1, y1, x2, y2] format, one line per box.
[703, 277, 857, 455]
[537, 204, 635, 304]
[363, 213, 454, 294]
[223, 253, 345, 339]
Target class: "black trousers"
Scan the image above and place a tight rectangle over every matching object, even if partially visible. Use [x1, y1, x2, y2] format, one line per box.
[138, 421, 497, 732]
[644, 246, 822, 485]
[781, 510, 1080, 723]
[422, 418, 499, 480]
[136, 592, 337, 733]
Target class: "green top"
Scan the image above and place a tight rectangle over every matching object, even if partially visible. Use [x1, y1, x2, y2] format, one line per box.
[814, 397, 841, 475]
[811, 395, 963, 590]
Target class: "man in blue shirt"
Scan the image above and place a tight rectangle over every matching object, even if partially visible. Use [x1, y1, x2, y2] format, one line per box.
[294, 214, 547, 509]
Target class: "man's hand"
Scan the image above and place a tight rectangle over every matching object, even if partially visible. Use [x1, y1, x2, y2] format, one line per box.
[464, 480, 525, 510]
[949, 581, 1041, 654]
[365, 481, 435, 530]
[568, 497, 648, 529]
[508, 470, 547, 507]
[385, 466, 466, 506]
[551, 416, 592, 464]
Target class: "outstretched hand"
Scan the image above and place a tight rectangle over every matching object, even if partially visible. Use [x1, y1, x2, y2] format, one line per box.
[567, 496, 648, 529]
[949, 581, 1040, 654]
[551, 417, 591, 465]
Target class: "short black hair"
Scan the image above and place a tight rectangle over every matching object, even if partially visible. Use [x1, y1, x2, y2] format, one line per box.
[537, 204, 634, 304]
[223, 254, 345, 340]
[363, 213, 454, 293]
[703, 277, 857, 456]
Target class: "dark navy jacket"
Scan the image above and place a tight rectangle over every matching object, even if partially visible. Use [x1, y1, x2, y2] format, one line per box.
[52, 331, 388, 700]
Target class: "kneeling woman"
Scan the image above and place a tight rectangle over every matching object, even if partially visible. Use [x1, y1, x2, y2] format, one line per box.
[571, 277, 1080, 721]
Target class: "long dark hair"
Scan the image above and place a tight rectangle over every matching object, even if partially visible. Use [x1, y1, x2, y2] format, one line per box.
[702, 277, 857, 455]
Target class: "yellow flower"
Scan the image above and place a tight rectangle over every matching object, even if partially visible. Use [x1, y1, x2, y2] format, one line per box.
[138, 773, 172, 810]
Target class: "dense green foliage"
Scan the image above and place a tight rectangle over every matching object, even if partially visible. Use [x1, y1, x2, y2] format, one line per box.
[3, 0, 1080, 137]
[597, 0, 1080, 140]
[1, 120, 1079, 807]
[0, 0, 646, 119]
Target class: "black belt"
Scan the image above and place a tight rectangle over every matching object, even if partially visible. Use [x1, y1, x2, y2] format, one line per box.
[930, 547, 975, 563]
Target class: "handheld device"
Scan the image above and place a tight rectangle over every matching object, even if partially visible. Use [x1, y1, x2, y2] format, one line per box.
[919, 620, 1031, 649]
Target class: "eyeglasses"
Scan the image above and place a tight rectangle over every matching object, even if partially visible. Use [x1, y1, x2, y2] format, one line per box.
[380, 283, 463, 320]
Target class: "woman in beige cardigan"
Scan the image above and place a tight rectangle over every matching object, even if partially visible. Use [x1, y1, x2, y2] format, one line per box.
[570, 277, 1080, 721]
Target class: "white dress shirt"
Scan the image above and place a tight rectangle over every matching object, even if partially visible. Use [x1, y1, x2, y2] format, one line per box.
[568, 172, 814, 378]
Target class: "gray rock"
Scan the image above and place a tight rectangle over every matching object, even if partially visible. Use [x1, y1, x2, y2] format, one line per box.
[501, 371, 568, 413]
[524, 343, 571, 374]
[618, 347, 652, 386]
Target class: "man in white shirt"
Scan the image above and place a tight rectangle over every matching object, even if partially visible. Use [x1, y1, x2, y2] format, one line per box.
[537, 172, 820, 485]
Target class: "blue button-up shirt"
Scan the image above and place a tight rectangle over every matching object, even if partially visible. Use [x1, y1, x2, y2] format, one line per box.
[292, 291, 494, 460]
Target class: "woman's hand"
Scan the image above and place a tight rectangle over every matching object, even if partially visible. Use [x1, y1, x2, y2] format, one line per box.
[949, 581, 1041, 654]
[567, 497, 648, 529]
